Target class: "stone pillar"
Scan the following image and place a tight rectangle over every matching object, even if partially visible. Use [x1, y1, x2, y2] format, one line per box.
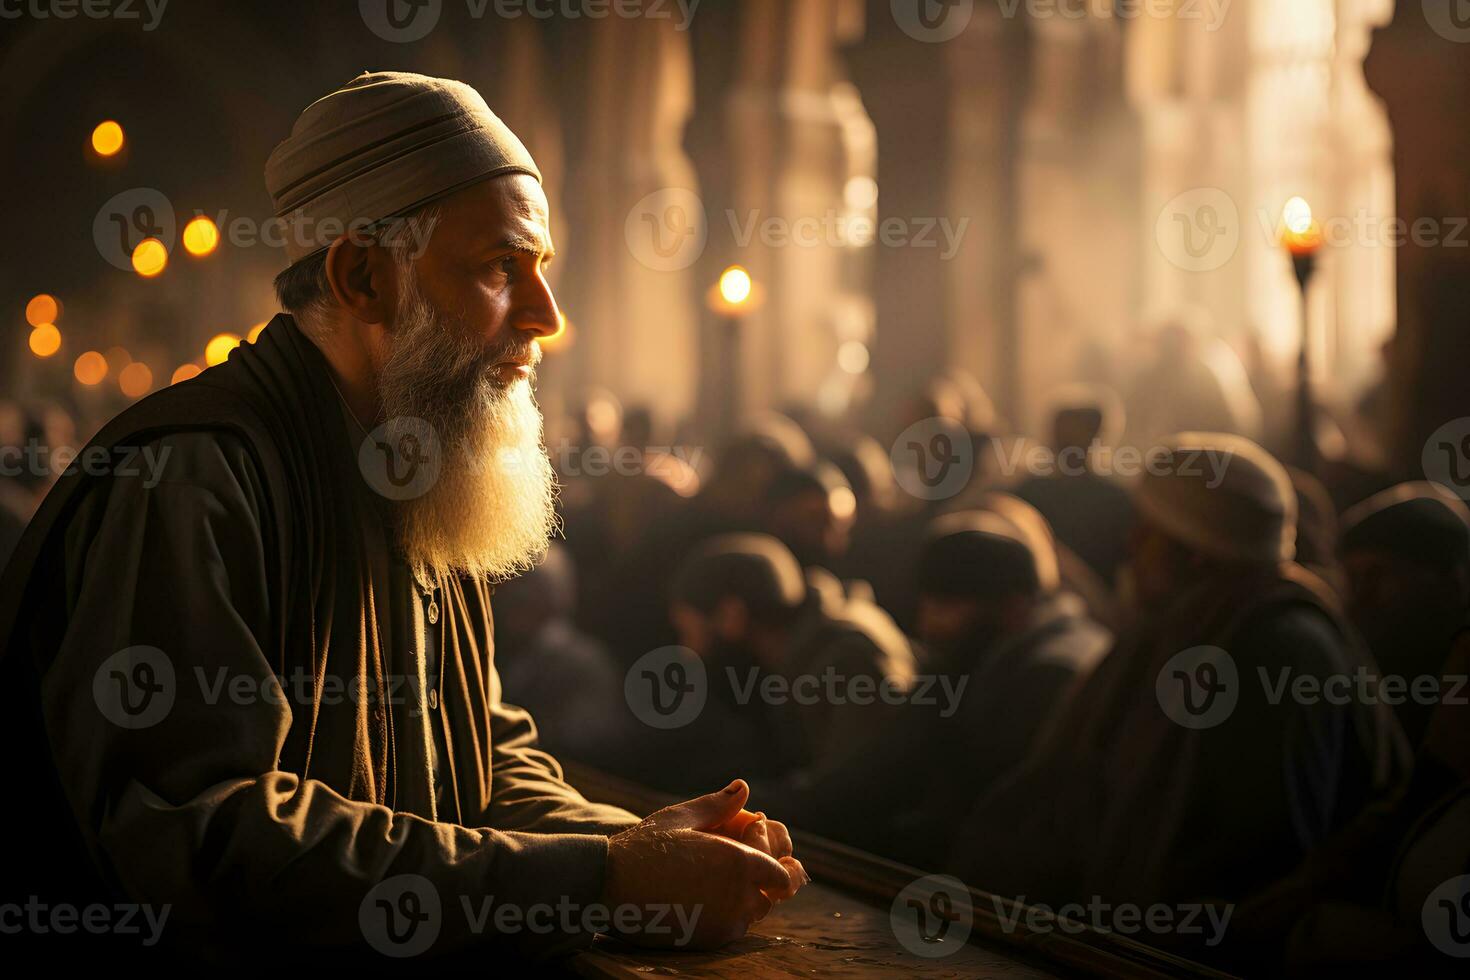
[844, 1, 1031, 432]
[686, 0, 875, 442]
[1365, 1, 1470, 477]
[553, 14, 700, 433]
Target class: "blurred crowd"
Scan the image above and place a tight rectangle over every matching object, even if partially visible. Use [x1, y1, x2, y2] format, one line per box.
[3, 314, 1466, 973]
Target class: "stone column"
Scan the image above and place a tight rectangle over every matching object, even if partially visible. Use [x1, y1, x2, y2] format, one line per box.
[1366, 1, 1470, 477]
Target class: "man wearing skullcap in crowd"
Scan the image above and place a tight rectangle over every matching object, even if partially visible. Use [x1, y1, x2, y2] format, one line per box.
[1339, 482, 1470, 745]
[952, 433, 1407, 913]
[1014, 385, 1135, 586]
[771, 504, 1111, 867]
[0, 72, 804, 961]
[639, 533, 915, 793]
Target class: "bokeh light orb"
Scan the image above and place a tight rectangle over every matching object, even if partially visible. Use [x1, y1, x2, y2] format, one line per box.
[29, 323, 62, 357]
[25, 293, 60, 327]
[131, 238, 168, 277]
[91, 120, 125, 157]
[183, 216, 220, 257]
[205, 332, 241, 366]
[171, 363, 202, 385]
[119, 362, 153, 398]
[74, 350, 108, 385]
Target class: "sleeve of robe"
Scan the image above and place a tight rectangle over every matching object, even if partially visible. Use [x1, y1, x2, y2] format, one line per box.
[38, 431, 623, 957]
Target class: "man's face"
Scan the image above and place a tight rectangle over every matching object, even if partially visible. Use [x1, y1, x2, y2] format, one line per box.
[395, 173, 561, 371]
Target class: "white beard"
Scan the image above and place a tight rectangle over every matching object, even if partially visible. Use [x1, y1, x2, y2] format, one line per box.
[377, 271, 558, 585]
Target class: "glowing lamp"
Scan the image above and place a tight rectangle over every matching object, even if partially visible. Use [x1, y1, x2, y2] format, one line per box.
[119, 362, 153, 398]
[91, 120, 124, 157]
[719, 266, 752, 305]
[29, 323, 61, 357]
[183, 216, 220, 257]
[1281, 196, 1322, 257]
[132, 238, 168, 277]
[74, 351, 108, 385]
[26, 293, 60, 327]
[205, 332, 241, 366]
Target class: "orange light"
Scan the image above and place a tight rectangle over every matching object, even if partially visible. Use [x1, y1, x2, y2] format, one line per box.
[91, 120, 124, 157]
[171, 363, 202, 385]
[25, 293, 60, 327]
[29, 323, 61, 357]
[205, 332, 241, 366]
[1281, 197, 1322, 256]
[182, 216, 220, 257]
[247, 321, 268, 343]
[718, 265, 753, 305]
[74, 350, 108, 385]
[132, 238, 168, 277]
[119, 362, 153, 398]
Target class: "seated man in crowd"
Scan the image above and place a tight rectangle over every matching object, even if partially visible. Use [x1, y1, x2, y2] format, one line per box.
[1339, 482, 1470, 745]
[953, 433, 1407, 911]
[1223, 628, 1469, 974]
[1014, 385, 1135, 587]
[632, 534, 915, 793]
[772, 503, 1112, 867]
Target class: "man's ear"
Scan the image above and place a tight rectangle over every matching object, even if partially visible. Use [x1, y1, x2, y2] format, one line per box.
[323, 235, 396, 325]
[712, 596, 749, 642]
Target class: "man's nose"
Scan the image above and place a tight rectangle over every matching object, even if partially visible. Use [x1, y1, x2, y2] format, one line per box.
[514, 269, 561, 339]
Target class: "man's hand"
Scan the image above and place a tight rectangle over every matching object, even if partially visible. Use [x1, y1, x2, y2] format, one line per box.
[601, 779, 809, 949]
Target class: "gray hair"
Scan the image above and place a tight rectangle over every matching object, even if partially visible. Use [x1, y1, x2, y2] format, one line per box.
[272, 205, 441, 335]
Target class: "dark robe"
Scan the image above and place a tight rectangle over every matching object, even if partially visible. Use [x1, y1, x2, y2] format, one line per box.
[951, 563, 1409, 910]
[0, 315, 637, 960]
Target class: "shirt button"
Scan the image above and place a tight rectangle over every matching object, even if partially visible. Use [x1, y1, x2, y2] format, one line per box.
[427, 600, 439, 625]
[428, 688, 439, 711]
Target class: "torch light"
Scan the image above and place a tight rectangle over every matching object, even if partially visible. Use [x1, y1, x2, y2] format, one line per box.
[1281, 196, 1322, 470]
[705, 265, 761, 441]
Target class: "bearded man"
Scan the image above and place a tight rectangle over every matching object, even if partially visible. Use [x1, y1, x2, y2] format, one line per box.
[0, 72, 804, 961]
